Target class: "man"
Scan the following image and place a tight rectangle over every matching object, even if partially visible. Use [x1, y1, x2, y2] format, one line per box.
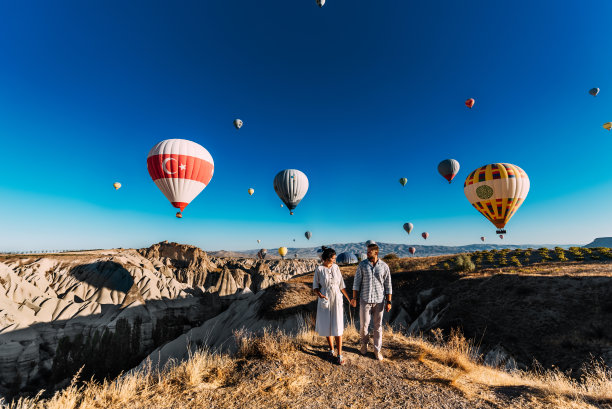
[350, 243, 392, 361]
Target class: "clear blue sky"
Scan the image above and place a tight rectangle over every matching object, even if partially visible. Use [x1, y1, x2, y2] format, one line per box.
[1, 0, 611, 252]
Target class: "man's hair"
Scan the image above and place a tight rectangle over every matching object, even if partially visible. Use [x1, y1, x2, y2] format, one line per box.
[367, 243, 379, 253]
[321, 247, 336, 261]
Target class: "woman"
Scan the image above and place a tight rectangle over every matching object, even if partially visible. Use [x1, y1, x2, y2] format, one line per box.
[313, 247, 351, 365]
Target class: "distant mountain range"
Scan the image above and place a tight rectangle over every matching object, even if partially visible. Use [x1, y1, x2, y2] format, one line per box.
[210, 241, 586, 259]
[584, 237, 612, 248]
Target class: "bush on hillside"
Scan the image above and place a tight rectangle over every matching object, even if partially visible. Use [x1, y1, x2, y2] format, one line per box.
[382, 253, 399, 262]
[453, 254, 475, 272]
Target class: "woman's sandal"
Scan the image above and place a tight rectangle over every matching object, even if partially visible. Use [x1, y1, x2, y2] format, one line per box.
[328, 349, 335, 359]
[337, 354, 346, 365]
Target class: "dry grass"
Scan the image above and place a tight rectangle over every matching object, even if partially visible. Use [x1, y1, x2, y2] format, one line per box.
[3, 323, 611, 409]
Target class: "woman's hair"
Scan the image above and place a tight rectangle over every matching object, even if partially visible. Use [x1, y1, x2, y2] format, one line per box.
[321, 247, 336, 261]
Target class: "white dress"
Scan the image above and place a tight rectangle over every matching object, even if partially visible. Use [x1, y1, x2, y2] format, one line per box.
[313, 264, 346, 337]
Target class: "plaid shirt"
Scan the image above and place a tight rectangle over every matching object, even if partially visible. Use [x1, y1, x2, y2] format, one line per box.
[353, 259, 392, 304]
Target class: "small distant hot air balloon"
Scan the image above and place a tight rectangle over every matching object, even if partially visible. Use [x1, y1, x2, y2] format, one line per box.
[499, 235, 504, 239]
[147, 139, 214, 214]
[248, 188, 254, 196]
[604, 122, 612, 131]
[278, 247, 288, 259]
[399, 178, 407, 187]
[293, 238, 296, 242]
[403, 223, 413, 234]
[409, 247, 416, 255]
[176, 212, 183, 219]
[233, 119, 243, 129]
[481, 236, 485, 242]
[274, 169, 309, 215]
[464, 163, 529, 234]
[305, 231, 312, 240]
[317, 0, 325, 7]
[421, 232, 429, 240]
[280, 204, 284, 207]
[113, 182, 121, 190]
[465, 98, 475, 109]
[589, 88, 600, 97]
[438, 159, 460, 183]
[295, 253, 298, 258]
[257, 239, 261, 244]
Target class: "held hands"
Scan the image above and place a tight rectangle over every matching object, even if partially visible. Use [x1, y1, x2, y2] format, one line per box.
[385, 302, 392, 312]
[350, 298, 357, 308]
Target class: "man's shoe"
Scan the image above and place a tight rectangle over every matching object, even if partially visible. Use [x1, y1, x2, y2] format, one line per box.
[360, 344, 367, 356]
[375, 351, 383, 361]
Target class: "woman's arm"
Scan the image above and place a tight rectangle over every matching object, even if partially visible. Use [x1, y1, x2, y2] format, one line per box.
[341, 288, 351, 302]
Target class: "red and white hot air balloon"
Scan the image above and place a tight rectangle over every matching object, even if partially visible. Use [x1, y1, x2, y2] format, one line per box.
[422, 232, 429, 240]
[147, 139, 214, 213]
[465, 98, 475, 109]
[409, 247, 416, 255]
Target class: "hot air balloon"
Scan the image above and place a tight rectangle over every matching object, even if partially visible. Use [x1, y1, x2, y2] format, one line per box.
[422, 232, 429, 240]
[403, 223, 413, 234]
[481, 237, 485, 242]
[278, 247, 288, 259]
[366, 240, 376, 246]
[273, 169, 309, 215]
[293, 239, 296, 242]
[248, 188, 254, 196]
[337, 252, 358, 264]
[280, 204, 284, 207]
[464, 163, 530, 234]
[356, 253, 367, 262]
[305, 231, 312, 240]
[465, 98, 475, 109]
[147, 139, 214, 213]
[499, 235, 504, 239]
[317, 0, 325, 7]
[408, 247, 416, 255]
[438, 159, 460, 183]
[113, 182, 121, 190]
[233, 119, 243, 129]
[257, 239, 261, 244]
[176, 212, 182, 219]
[589, 88, 600, 97]
[604, 122, 612, 131]
[294, 253, 298, 258]
[399, 178, 407, 187]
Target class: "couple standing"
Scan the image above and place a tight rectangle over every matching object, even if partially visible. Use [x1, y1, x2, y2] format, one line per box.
[312, 243, 392, 365]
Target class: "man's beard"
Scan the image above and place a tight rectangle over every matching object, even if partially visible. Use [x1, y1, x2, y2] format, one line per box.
[368, 255, 376, 262]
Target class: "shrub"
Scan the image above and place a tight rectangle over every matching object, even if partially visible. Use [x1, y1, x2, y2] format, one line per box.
[499, 257, 508, 266]
[486, 253, 495, 263]
[510, 256, 521, 267]
[453, 254, 475, 272]
[443, 262, 450, 270]
[383, 253, 399, 262]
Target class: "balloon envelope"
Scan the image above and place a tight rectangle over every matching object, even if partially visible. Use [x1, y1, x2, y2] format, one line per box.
[273, 169, 309, 215]
[399, 178, 407, 187]
[421, 232, 429, 240]
[604, 122, 612, 131]
[438, 159, 460, 183]
[113, 182, 121, 190]
[147, 139, 214, 212]
[589, 88, 600, 96]
[305, 231, 312, 240]
[465, 98, 475, 109]
[248, 188, 254, 195]
[499, 235, 504, 239]
[464, 163, 529, 231]
[403, 223, 413, 234]
[481, 236, 485, 242]
[337, 252, 358, 264]
[317, 0, 325, 6]
[408, 247, 416, 255]
[233, 119, 243, 129]
[278, 247, 288, 257]
[257, 240, 261, 243]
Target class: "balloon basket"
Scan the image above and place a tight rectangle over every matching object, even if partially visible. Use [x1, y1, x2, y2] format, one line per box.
[496, 229, 506, 234]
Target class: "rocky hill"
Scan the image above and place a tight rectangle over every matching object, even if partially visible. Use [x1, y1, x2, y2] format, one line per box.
[585, 237, 612, 248]
[215, 242, 582, 259]
[0, 242, 318, 398]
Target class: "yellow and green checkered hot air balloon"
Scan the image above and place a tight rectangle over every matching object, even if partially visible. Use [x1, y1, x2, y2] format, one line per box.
[464, 163, 529, 234]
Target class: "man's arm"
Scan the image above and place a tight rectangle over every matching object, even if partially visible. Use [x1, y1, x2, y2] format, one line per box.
[351, 264, 362, 307]
[384, 265, 392, 311]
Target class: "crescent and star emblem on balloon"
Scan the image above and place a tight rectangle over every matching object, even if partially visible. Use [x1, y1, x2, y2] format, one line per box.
[162, 158, 187, 175]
